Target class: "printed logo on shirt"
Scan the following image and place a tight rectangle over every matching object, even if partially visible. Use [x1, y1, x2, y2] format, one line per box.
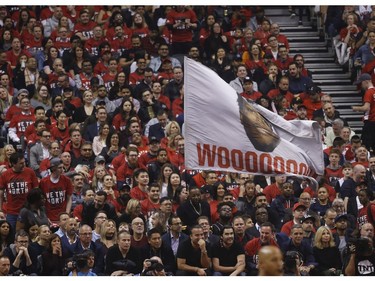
[7, 181, 29, 195]
[46, 189, 67, 204]
[358, 259, 375, 275]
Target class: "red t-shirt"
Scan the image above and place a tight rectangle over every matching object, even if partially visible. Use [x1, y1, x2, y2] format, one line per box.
[0, 167, 39, 215]
[267, 89, 294, 103]
[9, 112, 36, 138]
[263, 183, 281, 203]
[130, 186, 148, 201]
[166, 9, 197, 42]
[363, 87, 375, 121]
[141, 198, 160, 218]
[241, 91, 262, 101]
[39, 175, 73, 221]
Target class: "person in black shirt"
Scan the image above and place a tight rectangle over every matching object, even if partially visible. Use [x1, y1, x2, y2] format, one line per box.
[212, 225, 245, 276]
[176, 225, 211, 276]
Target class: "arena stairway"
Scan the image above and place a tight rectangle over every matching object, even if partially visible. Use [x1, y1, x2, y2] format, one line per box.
[266, 6, 364, 135]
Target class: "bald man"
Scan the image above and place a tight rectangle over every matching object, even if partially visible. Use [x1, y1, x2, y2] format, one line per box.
[258, 245, 284, 276]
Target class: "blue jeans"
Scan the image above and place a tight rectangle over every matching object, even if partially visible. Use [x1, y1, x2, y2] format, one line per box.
[6, 213, 18, 231]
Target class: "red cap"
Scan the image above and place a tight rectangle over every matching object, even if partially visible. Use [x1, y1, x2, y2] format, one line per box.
[293, 202, 307, 212]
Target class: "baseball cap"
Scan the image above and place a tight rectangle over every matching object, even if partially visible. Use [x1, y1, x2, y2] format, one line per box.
[293, 202, 307, 212]
[119, 184, 131, 191]
[63, 87, 73, 92]
[307, 85, 321, 95]
[243, 76, 253, 83]
[95, 156, 105, 163]
[264, 53, 274, 59]
[354, 73, 372, 85]
[334, 214, 349, 223]
[149, 136, 160, 144]
[49, 157, 62, 169]
[301, 215, 316, 223]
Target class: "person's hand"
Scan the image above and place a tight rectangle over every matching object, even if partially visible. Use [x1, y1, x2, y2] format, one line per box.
[197, 268, 207, 276]
[348, 243, 356, 254]
[17, 248, 24, 256]
[197, 239, 206, 251]
[299, 265, 311, 275]
[221, 35, 227, 42]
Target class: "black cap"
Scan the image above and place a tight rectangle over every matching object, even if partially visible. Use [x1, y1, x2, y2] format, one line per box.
[149, 136, 160, 144]
[335, 214, 349, 223]
[301, 215, 316, 223]
[63, 87, 73, 92]
[307, 85, 321, 95]
[119, 184, 131, 191]
[49, 157, 62, 169]
[243, 76, 253, 83]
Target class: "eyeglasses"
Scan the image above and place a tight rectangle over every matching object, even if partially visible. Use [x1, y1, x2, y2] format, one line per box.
[132, 222, 144, 225]
[81, 148, 92, 151]
[42, 135, 51, 138]
[17, 240, 29, 244]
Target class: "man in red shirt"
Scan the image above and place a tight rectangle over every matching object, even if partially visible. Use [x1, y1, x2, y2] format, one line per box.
[73, 9, 96, 41]
[244, 222, 280, 275]
[0, 152, 39, 229]
[39, 158, 73, 222]
[263, 175, 286, 203]
[166, 6, 198, 55]
[352, 73, 375, 152]
[267, 76, 294, 104]
[141, 183, 161, 219]
[8, 96, 35, 145]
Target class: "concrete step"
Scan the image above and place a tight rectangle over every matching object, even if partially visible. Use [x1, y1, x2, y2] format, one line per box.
[303, 57, 335, 63]
[312, 73, 351, 79]
[314, 80, 353, 85]
[331, 96, 362, 103]
[279, 26, 313, 31]
[290, 52, 334, 58]
[290, 41, 327, 48]
[283, 32, 319, 37]
[321, 85, 357, 91]
[326, 90, 358, 96]
[288, 36, 321, 42]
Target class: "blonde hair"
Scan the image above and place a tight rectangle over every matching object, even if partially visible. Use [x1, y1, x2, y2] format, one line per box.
[0, 86, 12, 113]
[99, 219, 117, 244]
[313, 226, 335, 249]
[126, 198, 140, 214]
[165, 121, 181, 137]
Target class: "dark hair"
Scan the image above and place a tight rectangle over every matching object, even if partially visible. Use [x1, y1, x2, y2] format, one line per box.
[220, 225, 234, 236]
[211, 181, 228, 200]
[147, 227, 161, 238]
[0, 220, 13, 248]
[167, 172, 181, 198]
[47, 233, 61, 252]
[9, 152, 24, 165]
[26, 188, 44, 206]
[260, 222, 275, 232]
[96, 190, 108, 201]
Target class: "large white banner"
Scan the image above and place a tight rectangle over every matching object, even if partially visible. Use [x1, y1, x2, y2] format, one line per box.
[184, 58, 324, 177]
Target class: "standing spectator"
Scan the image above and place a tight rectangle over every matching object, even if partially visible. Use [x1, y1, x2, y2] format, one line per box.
[352, 73, 375, 152]
[0, 153, 39, 230]
[166, 6, 198, 55]
[39, 158, 73, 223]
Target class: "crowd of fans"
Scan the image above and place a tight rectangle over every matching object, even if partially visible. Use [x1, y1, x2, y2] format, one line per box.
[0, 4, 373, 277]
